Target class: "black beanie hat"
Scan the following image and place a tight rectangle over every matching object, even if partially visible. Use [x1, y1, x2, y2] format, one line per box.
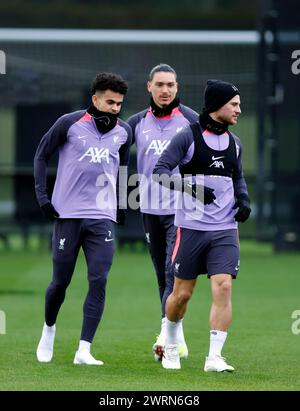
[204, 80, 240, 113]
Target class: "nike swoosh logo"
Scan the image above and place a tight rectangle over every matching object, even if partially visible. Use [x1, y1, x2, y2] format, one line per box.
[142, 129, 152, 134]
[77, 135, 88, 139]
[212, 155, 225, 160]
[105, 238, 114, 242]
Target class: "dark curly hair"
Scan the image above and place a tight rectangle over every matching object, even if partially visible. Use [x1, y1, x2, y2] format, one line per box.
[91, 72, 128, 95]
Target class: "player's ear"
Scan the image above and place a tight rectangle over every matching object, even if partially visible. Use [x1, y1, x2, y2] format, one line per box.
[147, 81, 152, 93]
[92, 94, 97, 106]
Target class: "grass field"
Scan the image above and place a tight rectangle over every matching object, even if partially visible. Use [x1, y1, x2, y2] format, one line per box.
[1, 240, 300, 391]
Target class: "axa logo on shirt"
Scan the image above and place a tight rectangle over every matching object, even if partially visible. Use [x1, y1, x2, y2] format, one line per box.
[209, 155, 225, 169]
[145, 140, 171, 155]
[78, 147, 110, 163]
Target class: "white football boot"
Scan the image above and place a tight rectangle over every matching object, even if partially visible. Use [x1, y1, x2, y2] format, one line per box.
[204, 355, 234, 372]
[153, 335, 188, 361]
[178, 342, 188, 359]
[73, 349, 104, 365]
[36, 323, 56, 363]
[153, 333, 165, 361]
[162, 344, 181, 369]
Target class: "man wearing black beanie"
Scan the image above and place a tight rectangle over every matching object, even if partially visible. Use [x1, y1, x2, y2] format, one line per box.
[153, 79, 251, 372]
[204, 80, 240, 114]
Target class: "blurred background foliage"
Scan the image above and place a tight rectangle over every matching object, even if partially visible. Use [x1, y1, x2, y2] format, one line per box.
[0, 0, 258, 30]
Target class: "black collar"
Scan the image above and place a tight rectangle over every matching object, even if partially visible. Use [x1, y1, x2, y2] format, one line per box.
[199, 111, 229, 135]
[150, 97, 180, 118]
[87, 105, 118, 134]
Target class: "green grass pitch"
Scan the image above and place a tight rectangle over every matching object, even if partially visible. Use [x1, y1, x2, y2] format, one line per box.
[1, 240, 300, 391]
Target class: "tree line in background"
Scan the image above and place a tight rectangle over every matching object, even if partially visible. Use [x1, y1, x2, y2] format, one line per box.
[0, 0, 258, 30]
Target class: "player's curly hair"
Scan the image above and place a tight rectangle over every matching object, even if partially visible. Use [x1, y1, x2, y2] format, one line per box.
[91, 72, 128, 95]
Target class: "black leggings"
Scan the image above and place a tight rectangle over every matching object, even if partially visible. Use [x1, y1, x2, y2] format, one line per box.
[45, 218, 114, 343]
[142, 213, 177, 317]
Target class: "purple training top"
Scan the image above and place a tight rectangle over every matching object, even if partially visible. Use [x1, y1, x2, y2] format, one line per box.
[128, 104, 198, 215]
[153, 126, 249, 231]
[34, 110, 132, 221]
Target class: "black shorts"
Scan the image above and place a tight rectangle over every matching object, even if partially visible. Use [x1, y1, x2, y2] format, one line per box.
[171, 228, 240, 280]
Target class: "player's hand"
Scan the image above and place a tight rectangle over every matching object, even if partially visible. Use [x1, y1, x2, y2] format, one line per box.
[41, 202, 60, 221]
[184, 182, 216, 205]
[116, 208, 126, 225]
[233, 194, 251, 222]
